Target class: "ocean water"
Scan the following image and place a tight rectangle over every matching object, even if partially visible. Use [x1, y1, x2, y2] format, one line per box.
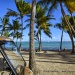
[15, 41, 73, 50]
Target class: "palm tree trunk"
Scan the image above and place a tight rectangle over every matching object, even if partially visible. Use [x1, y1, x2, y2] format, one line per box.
[60, 2, 75, 36]
[39, 30, 42, 51]
[60, 2, 75, 53]
[37, 26, 42, 51]
[60, 2, 72, 34]
[29, 0, 37, 75]
[60, 30, 63, 50]
[38, 30, 42, 51]
[19, 16, 23, 51]
[68, 33, 74, 53]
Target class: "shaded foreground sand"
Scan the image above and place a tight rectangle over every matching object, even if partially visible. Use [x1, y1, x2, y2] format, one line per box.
[21, 50, 75, 75]
[0, 50, 75, 75]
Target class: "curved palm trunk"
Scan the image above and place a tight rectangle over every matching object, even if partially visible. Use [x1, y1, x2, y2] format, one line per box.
[60, 2, 72, 34]
[68, 33, 74, 53]
[38, 30, 42, 51]
[37, 26, 42, 51]
[60, 2, 75, 53]
[60, 2, 75, 36]
[37, 16, 41, 52]
[29, 0, 37, 75]
[60, 30, 63, 50]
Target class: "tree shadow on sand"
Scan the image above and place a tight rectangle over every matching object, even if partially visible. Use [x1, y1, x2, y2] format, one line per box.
[36, 51, 75, 64]
[21, 51, 75, 64]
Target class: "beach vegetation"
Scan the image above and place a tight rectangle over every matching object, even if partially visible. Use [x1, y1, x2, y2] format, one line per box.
[62, 15, 75, 54]
[38, 0, 75, 53]
[55, 15, 75, 53]
[0, 0, 75, 75]
[0, 16, 10, 36]
[5, 0, 31, 51]
[34, 4, 54, 51]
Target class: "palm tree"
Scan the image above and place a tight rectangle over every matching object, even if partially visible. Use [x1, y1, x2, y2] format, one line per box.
[6, 0, 31, 50]
[38, 0, 75, 53]
[0, 16, 9, 36]
[29, 0, 37, 75]
[7, 20, 21, 38]
[55, 16, 75, 53]
[35, 5, 54, 51]
[69, 16, 75, 53]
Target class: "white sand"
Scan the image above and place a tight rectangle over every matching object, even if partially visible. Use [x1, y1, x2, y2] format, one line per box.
[22, 51, 75, 75]
[0, 50, 75, 75]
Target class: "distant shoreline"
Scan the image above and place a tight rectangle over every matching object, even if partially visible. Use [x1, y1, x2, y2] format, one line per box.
[21, 48, 72, 52]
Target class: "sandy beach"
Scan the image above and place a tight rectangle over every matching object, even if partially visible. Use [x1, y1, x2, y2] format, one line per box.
[22, 50, 75, 75]
[0, 50, 75, 75]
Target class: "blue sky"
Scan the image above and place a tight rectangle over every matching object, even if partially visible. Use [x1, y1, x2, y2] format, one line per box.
[0, 0, 73, 42]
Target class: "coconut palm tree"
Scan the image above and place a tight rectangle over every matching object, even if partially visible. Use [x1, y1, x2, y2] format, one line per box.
[34, 5, 54, 51]
[38, 0, 75, 53]
[6, 0, 31, 50]
[29, 0, 37, 75]
[25, 5, 54, 51]
[39, 0, 75, 34]
[55, 16, 75, 53]
[8, 20, 22, 42]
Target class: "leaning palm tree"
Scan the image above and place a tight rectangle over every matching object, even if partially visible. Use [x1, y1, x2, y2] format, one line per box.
[55, 16, 75, 53]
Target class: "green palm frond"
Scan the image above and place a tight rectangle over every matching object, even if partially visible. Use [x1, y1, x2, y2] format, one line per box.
[3, 31, 10, 37]
[12, 20, 21, 30]
[47, 23, 53, 26]
[6, 9, 19, 17]
[15, 31, 22, 38]
[38, 0, 54, 6]
[24, 24, 30, 29]
[15, 0, 31, 16]
[35, 4, 55, 38]
[54, 23, 63, 30]
[44, 29, 52, 38]
[25, 19, 31, 22]
[3, 17, 9, 25]
[38, 0, 58, 14]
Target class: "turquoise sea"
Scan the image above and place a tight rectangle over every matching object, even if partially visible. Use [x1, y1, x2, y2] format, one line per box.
[15, 41, 74, 50]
